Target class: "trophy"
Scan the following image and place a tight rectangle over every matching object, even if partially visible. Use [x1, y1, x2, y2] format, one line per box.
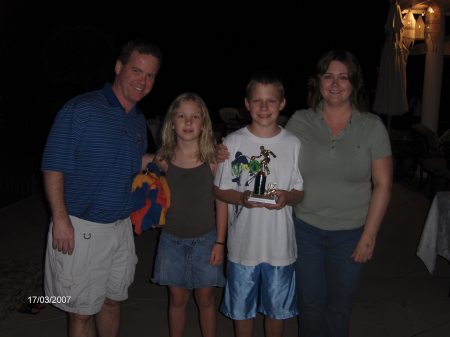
[248, 146, 278, 204]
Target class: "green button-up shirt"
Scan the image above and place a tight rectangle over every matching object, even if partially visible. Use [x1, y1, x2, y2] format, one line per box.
[285, 107, 391, 230]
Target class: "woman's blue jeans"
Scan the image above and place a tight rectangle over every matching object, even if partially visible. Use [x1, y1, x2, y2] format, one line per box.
[294, 217, 364, 337]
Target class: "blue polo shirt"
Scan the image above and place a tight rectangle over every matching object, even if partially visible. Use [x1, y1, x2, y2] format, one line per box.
[42, 83, 147, 223]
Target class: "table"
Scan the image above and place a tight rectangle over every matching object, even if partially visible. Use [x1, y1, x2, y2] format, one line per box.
[417, 191, 450, 273]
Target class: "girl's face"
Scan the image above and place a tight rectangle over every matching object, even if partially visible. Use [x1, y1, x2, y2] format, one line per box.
[319, 60, 353, 107]
[173, 100, 204, 142]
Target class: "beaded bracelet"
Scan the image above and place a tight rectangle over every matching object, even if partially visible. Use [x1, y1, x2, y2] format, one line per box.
[215, 241, 225, 245]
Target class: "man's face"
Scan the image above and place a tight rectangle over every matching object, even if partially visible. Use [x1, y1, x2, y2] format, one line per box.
[113, 50, 160, 112]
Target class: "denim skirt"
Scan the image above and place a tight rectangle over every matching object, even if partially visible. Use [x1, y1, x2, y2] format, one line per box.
[152, 229, 226, 289]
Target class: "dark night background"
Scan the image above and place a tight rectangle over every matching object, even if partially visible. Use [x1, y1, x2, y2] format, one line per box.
[0, 1, 449, 206]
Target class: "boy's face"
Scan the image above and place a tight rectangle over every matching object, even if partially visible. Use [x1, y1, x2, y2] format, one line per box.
[245, 83, 285, 129]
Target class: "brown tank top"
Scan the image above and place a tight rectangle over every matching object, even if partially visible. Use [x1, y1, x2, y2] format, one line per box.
[163, 162, 215, 238]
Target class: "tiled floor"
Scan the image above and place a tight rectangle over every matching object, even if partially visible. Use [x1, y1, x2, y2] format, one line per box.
[1, 181, 450, 336]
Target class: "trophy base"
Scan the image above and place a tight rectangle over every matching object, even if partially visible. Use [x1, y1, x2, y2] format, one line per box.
[248, 193, 277, 205]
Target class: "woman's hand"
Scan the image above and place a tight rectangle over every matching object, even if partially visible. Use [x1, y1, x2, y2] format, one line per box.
[351, 234, 376, 263]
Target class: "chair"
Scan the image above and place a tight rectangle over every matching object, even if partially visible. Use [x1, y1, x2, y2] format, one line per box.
[219, 107, 243, 135]
[410, 124, 450, 197]
[277, 115, 289, 127]
[439, 129, 450, 167]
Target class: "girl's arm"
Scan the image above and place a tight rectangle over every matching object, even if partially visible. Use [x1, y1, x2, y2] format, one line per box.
[210, 162, 228, 265]
[215, 199, 227, 244]
[142, 152, 168, 173]
[210, 199, 228, 265]
[141, 153, 155, 171]
[154, 154, 168, 173]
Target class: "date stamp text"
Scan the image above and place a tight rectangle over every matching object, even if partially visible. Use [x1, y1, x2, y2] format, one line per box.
[28, 295, 71, 304]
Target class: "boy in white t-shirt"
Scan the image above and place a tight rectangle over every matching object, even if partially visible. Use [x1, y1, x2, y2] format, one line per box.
[214, 70, 304, 337]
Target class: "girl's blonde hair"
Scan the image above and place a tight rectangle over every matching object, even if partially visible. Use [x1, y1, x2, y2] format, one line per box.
[158, 92, 216, 163]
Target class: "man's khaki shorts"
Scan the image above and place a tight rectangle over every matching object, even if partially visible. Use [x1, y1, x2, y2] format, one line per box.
[44, 215, 137, 315]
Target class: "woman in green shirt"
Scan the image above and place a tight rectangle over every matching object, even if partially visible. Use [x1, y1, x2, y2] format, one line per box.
[285, 49, 393, 337]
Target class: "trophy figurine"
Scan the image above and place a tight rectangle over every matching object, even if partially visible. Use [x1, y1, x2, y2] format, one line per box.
[248, 146, 278, 204]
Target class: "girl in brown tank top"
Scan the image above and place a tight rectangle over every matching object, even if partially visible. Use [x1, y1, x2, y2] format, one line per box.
[150, 92, 227, 337]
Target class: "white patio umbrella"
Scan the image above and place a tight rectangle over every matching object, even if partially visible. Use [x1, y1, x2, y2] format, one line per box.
[372, 0, 409, 130]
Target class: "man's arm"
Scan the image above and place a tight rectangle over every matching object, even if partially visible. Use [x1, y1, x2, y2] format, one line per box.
[43, 171, 74, 255]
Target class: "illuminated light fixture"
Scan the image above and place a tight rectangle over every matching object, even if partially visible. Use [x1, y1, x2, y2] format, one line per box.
[415, 14, 425, 40]
[402, 10, 416, 48]
[425, 6, 440, 51]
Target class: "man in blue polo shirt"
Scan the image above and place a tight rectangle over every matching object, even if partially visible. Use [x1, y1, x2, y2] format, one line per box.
[41, 38, 162, 337]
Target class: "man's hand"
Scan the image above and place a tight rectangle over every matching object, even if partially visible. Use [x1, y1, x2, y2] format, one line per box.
[52, 217, 75, 255]
[216, 142, 230, 163]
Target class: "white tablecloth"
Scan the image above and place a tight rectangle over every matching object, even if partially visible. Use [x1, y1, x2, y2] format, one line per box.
[417, 191, 450, 273]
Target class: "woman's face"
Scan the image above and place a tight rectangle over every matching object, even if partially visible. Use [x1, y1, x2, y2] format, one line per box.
[319, 60, 353, 107]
